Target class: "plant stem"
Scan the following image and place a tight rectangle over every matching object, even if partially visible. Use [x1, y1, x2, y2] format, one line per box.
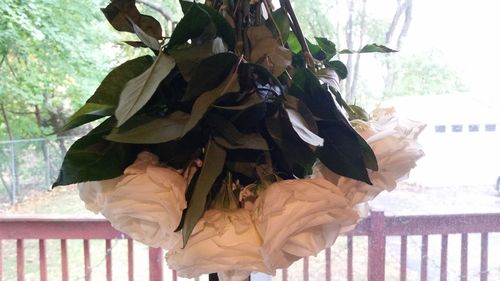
[280, 0, 314, 68]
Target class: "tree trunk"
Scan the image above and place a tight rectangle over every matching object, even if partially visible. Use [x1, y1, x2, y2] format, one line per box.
[0, 103, 18, 203]
[349, 0, 368, 102]
[344, 0, 355, 100]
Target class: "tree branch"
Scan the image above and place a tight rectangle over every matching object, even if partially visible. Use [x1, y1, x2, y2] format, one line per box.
[397, 0, 412, 49]
[136, 0, 173, 22]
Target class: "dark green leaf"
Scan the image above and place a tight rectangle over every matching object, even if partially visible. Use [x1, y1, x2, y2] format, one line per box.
[289, 68, 343, 121]
[265, 110, 316, 176]
[167, 4, 212, 50]
[183, 53, 238, 101]
[169, 40, 218, 81]
[265, 8, 290, 43]
[206, 112, 269, 150]
[53, 118, 138, 187]
[60, 56, 154, 132]
[182, 139, 226, 246]
[60, 103, 114, 132]
[325, 60, 348, 80]
[115, 53, 176, 126]
[106, 111, 190, 144]
[89, 56, 154, 106]
[179, 1, 236, 50]
[182, 72, 240, 136]
[284, 96, 323, 147]
[306, 38, 327, 61]
[359, 44, 397, 53]
[315, 37, 336, 59]
[317, 121, 371, 184]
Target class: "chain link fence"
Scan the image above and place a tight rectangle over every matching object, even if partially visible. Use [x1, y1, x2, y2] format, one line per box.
[0, 136, 80, 204]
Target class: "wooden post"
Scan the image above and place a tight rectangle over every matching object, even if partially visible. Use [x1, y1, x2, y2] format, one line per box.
[368, 211, 385, 281]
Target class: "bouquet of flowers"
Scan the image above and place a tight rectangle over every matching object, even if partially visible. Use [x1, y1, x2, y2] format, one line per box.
[54, 0, 424, 280]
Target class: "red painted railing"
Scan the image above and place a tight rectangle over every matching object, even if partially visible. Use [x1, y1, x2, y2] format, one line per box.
[1, 211, 499, 281]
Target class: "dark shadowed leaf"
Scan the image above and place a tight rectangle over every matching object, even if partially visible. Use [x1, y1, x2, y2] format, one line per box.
[182, 139, 226, 246]
[182, 72, 240, 136]
[106, 111, 190, 144]
[324, 60, 348, 80]
[167, 4, 212, 50]
[179, 1, 236, 50]
[359, 44, 397, 53]
[317, 121, 371, 184]
[315, 37, 336, 59]
[60, 103, 114, 132]
[53, 118, 138, 187]
[115, 53, 176, 126]
[183, 53, 238, 101]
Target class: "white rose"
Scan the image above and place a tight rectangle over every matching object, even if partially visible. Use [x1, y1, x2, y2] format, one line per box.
[101, 151, 187, 249]
[253, 179, 359, 270]
[166, 209, 270, 281]
[77, 177, 122, 214]
[313, 107, 425, 206]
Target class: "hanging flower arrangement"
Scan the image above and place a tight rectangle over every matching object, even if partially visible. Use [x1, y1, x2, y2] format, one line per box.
[54, 0, 424, 280]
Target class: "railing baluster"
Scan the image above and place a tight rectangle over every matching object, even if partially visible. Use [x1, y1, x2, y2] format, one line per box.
[303, 256, 309, 281]
[61, 239, 69, 281]
[106, 239, 112, 281]
[39, 239, 47, 281]
[347, 235, 353, 281]
[368, 211, 385, 281]
[0, 239, 3, 281]
[84, 239, 91, 281]
[17, 239, 24, 281]
[325, 247, 331, 281]
[148, 248, 163, 281]
[172, 270, 178, 281]
[480, 233, 488, 281]
[282, 268, 288, 281]
[460, 234, 468, 281]
[400, 235, 407, 281]
[128, 239, 134, 281]
[440, 234, 448, 281]
[421, 235, 428, 281]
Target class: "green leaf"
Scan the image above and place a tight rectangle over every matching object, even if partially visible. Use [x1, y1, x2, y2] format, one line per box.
[167, 3, 212, 50]
[183, 53, 238, 101]
[115, 52, 176, 126]
[359, 44, 397, 53]
[286, 33, 302, 54]
[305, 38, 327, 61]
[60, 56, 154, 132]
[182, 139, 226, 246]
[317, 121, 371, 184]
[355, 132, 378, 171]
[106, 111, 190, 144]
[324, 60, 348, 80]
[179, 1, 236, 50]
[182, 72, 240, 136]
[265, 8, 290, 43]
[53, 118, 137, 187]
[315, 37, 336, 59]
[60, 103, 114, 132]
[89, 56, 154, 106]
[339, 44, 397, 54]
[213, 91, 263, 111]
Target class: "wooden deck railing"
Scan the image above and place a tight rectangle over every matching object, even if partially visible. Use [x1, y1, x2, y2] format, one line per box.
[1, 211, 500, 281]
